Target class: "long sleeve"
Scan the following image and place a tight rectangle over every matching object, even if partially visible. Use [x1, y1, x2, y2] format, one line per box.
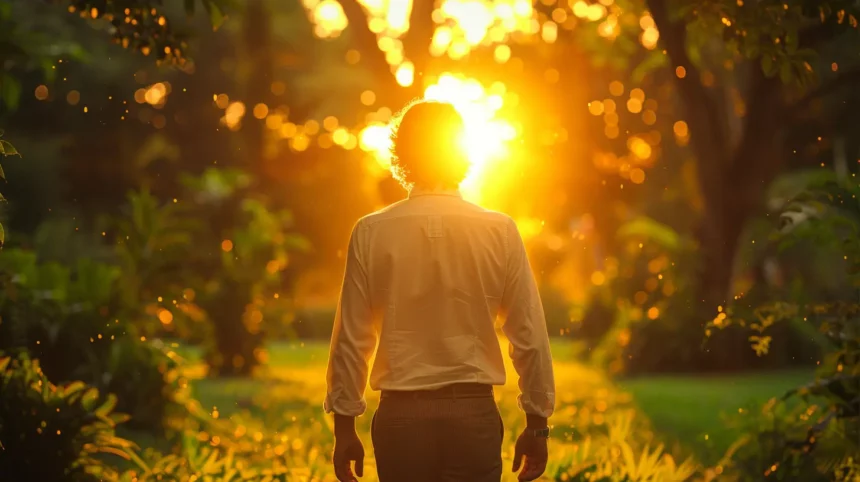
[500, 218, 556, 418]
[324, 221, 377, 417]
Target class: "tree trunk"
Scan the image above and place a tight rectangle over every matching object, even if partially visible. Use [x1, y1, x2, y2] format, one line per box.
[205, 277, 260, 377]
[242, 0, 273, 173]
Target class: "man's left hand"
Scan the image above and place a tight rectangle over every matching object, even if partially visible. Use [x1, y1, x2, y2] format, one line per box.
[333, 422, 364, 482]
[512, 429, 548, 481]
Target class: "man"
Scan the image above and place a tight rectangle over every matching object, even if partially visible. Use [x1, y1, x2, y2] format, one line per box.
[324, 100, 555, 482]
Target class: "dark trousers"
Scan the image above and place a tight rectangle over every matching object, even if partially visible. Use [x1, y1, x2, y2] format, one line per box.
[371, 383, 504, 482]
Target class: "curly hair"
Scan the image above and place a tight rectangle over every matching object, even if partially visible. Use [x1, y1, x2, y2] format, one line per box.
[389, 99, 469, 190]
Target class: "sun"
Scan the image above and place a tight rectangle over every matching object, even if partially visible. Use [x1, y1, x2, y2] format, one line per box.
[361, 73, 517, 203]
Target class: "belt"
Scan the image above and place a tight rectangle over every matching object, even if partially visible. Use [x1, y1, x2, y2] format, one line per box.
[381, 382, 493, 400]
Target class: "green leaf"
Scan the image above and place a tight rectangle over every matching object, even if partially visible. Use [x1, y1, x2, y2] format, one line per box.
[779, 61, 794, 84]
[761, 55, 776, 77]
[81, 387, 100, 411]
[0, 75, 21, 112]
[206, 3, 226, 31]
[0, 163, 5, 180]
[0, 140, 19, 156]
[785, 30, 798, 54]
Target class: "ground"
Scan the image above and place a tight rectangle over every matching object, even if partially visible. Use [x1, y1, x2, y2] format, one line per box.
[150, 340, 811, 481]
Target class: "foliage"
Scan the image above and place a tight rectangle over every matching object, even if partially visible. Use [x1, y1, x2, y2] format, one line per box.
[176, 168, 308, 376]
[114, 341, 703, 482]
[0, 128, 18, 247]
[113, 188, 207, 341]
[65, 0, 236, 64]
[589, 216, 700, 374]
[0, 352, 136, 481]
[0, 248, 186, 433]
[711, 174, 860, 479]
[548, 412, 698, 481]
[119, 433, 293, 481]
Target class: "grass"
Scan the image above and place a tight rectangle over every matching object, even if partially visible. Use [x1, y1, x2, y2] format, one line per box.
[619, 369, 815, 466]
[146, 339, 699, 481]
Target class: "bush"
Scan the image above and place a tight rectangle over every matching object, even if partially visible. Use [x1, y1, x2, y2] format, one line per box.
[175, 169, 309, 376]
[715, 176, 860, 480]
[590, 216, 821, 375]
[0, 353, 135, 481]
[718, 396, 859, 482]
[0, 249, 186, 433]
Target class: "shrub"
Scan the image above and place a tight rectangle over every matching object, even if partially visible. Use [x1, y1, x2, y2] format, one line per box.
[714, 176, 860, 480]
[0, 353, 135, 481]
[591, 215, 821, 375]
[176, 169, 309, 376]
[0, 249, 186, 433]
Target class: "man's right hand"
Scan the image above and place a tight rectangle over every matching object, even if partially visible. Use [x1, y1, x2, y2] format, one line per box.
[511, 422, 548, 481]
[333, 414, 364, 482]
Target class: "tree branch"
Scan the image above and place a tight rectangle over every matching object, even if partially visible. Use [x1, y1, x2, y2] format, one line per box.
[401, 0, 436, 90]
[339, 0, 394, 88]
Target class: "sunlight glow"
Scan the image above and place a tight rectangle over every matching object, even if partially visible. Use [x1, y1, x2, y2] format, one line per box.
[359, 73, 516, 203]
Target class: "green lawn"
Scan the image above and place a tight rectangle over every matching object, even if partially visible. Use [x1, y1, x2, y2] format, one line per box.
[176, 339, 814, 472]
[156, 339, 700, 481]
[619, 370, 815, 466]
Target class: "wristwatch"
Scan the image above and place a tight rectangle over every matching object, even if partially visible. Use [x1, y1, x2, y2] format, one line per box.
[529, 427, 550, 438]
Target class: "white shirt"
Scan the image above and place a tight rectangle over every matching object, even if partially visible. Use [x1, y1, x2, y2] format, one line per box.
[324, 188, 555, 418]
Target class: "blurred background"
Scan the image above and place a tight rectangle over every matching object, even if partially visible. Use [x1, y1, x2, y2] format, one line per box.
[1, 0, 859, 480]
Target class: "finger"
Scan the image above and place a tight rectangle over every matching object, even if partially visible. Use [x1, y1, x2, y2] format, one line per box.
[519, 460, 547, 481]
[355, 454, 364, 478]
[334, 463, 348, 482]
[512, 447, 524, 472]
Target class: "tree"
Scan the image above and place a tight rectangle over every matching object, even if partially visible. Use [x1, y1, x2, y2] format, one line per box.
[643, 0, 860, 313]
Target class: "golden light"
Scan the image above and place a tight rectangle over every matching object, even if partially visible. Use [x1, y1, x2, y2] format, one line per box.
[35, 85, 49, 100]
[395, 62, 415, 87]
[144, 82, 168, 106]
[223, 102, 246, 130]
[253, 103, 269, 119]
[359, 73, 517, 203]
[157, 309, 174, 325]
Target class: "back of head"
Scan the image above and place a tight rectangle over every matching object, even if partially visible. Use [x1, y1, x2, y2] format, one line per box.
[390, 100, 469, 190]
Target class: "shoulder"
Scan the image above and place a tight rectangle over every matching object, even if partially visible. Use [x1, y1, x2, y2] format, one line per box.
[356, 199, 410, 228]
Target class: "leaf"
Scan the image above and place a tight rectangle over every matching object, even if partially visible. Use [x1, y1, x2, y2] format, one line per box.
[205, 2, 226, 31]
[0, 75, 21, 111]
[616, 216, 681, 250]
[81, 387, 100, 411]
[779, 61, 794, 84]
[785, 30, 798, 54]
[0, 162, 5, 180]
[0, 140, 19, 156]
[762, 55, 776, 77]
[0, 223, 4, 248]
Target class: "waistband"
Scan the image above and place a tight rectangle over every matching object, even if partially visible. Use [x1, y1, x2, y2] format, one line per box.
[380, 382, 494, 400]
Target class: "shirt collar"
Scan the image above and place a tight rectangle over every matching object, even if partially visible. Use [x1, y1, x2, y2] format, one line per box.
[408, 186, 463, 199]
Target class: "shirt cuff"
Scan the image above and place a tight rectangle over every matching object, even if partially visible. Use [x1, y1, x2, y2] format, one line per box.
[324, 393, 367, 417]
[519, 391, 555, 418]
